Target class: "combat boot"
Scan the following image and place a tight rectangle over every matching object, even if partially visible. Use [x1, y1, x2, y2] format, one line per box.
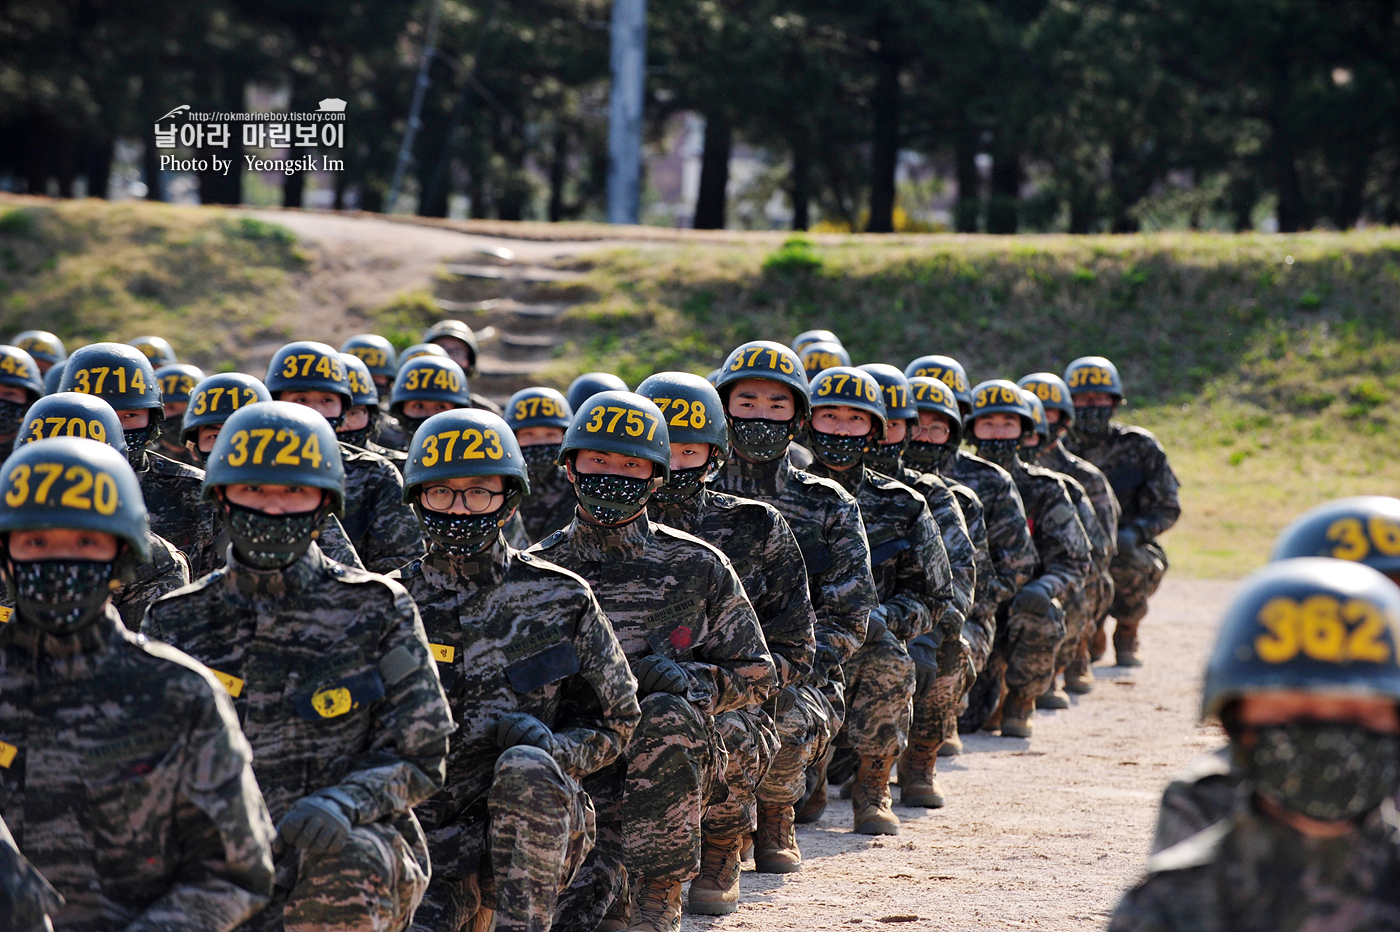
[1113, 624, 1143, 667]
[1064, 649, 1095, 694]
[938, 731, 962, 757]
[686, 835, 742, 915]
[598, 871, 630, 932]
[628, 876, 682, 932]
[1036, 673, 1071, 710]
[1089, 623, 1108, 662]
[999, 692, 1035, 738]
[795, 747, 831, 823]
[897, 738, 946, 808]
[851, 754, 900, 835]
[754, 802, 802, 873]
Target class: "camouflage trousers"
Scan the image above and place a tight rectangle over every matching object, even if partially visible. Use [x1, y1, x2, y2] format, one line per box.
[911, 635, 975, 743]
[1000, 595, 1067, 698]
[1109, 540, 1168, 637]
[1061, 565, 1114, 673]
[761, 683, 839, 808]
[838, 624, 915, 759]
[551, 692, 722, 932]
[244, 815, 430, 932]
[704, 706, 779, 838]
[410, 747, 595, 932]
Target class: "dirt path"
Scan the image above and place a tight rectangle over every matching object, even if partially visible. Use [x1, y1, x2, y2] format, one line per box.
[690, 577, 1236, 932]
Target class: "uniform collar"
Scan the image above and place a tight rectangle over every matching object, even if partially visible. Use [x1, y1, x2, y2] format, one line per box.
[2, 605, 127, 669]
[805, 459, 866, 494]
[422, 538, 511, 586]
[647, 486, 707, 533]
[222, 542, 326, 598]
[569, 509, 653, 563]
[721, 448, 794, 497]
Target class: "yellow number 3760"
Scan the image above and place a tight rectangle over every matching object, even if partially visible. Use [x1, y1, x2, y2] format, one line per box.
[1254, 595, 1395, 665]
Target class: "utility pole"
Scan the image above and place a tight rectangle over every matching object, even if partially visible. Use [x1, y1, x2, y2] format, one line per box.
[388, 0, 442, 214]
[607, 0, 646, 225]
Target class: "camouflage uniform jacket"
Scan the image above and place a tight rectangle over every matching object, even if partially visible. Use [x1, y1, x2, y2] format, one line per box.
[945, 477, 994, 614]
[1039, 443, 1121, 551]
[371, 413, 411, 453]
[470, 394, 502, 416]
[0, 608, 274, 932]
[649, 487, 817, 687]
[156, 437, 200, 468]
[338, 441, 424, 573]
[712, 452, 877, 665]
[1068, 423, 1181, 541]
[529, 512, 775, 716]
[202, 515, 365, 574]
[1005, 459, 1093, 602]
[141, 544, 455, 825]
[945, 450, 1037, 610]
[807, 463, 954, 643]
[367, 439, 407, 475]
[137, 451, 220, 578]
[390, 540, 640, 833]
[1110, 800, 1400, 931]
[2, 813, 63, 932]
[1148, 748, 1242, 855]
[518, 464, 577, 545]
[899, 467, 975, 629]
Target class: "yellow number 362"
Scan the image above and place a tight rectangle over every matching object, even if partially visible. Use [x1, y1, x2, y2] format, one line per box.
[1254, 595, 1395, 665]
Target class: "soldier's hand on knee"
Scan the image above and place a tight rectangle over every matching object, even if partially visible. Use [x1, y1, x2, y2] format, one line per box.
[766, 685, 799, 716]
[493, 711, 557, 754]
[810, 643, 842, 686]
[632, 654, 690, 696]
[1116, 525, 1141, 551]
[1011, 580, 1055, 617]
[276, 788, 357, 854]
[906, 633, 942, 693]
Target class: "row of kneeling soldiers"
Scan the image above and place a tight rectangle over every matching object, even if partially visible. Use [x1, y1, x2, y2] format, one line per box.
[0, 324, 1202, 932]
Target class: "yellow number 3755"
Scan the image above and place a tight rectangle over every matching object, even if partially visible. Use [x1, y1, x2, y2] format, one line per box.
[1254, 595, 1395, 665]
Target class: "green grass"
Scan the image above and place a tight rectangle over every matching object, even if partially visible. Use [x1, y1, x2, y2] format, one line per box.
[0, 199, 307, 366]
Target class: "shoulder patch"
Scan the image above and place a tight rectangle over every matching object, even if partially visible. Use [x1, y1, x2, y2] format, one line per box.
[653, 522, 735, 567]
[1145, 821, 1229, 875]
[148, 453, 206, 480]
[510, 550, 594, 591]
[957, 451, 1014, 483]
[532, 529, 567, 550]
[791, 468, 857, 504]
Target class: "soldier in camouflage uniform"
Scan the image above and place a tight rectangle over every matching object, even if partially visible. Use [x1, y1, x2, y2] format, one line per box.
[390, 355, 473, 445]
[565, 373, 629, 415]
[505, 387, 578, 544]
[129, 335, 177, 369]
[533, 391, 774, 932]
[1064, 356, 1180, 667]
[638, 372, 815, 907]
[142, 402, 455, 932]
[1, 813, 64, 932]
[861, 366, 975, 804]
[338, 354, 407, 472]
[59, 343, 225, 577]
[181, 373, 364, 571]
[709, 342, 878, 838]
[421, 320, 503, 416]
[11, 331, 65, 377]
[1017, 390, 1111, 710]
[340, 335, 413, 453]
[803, 368, 953, 832]
[965, 381, 1091, 739]
[0, 346, 44, 463]
[12, 393, 190, 629]
[1111, 559, 1400, 932]
[1019, 373, 1119, 694]
[389, 408, 640, 932]
[266, 342, 423, 573]
[154, 363, 207, 467]
[0, 437, 275, 932]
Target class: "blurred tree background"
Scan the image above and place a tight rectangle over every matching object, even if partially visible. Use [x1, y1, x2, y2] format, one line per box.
[3, 0, 1399, 232]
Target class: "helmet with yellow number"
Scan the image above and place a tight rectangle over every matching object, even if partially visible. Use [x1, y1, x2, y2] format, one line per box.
[0, 345, 45, 402]
[904, 355, 972, 413]
[504, 387, 573, 432]
[182, 374, 273, 444]
[16, 392, 127, 458]
[340, 354, 380, 410]
[201, 401, 345, 516]
[128, 335, 177, 369]
[559, 390, 671, 481]
[403, 408, 528, 504]
[1017, 372, 1074, 432]
[340, 333, 399, 381]
[155, 364, 207, 406]
[907, 376, 963, 447]
[13, 331, 66, 367]
[799, 341, 851, 383]
[389, 356, 472, 416]
[714, 340, 811, 420]
[264, 341, 352, 414]
[1063, 355, 1124, 400]
[1271, 497, 1400, 586]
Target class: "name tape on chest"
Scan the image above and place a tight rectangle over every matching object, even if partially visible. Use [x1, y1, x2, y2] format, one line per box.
[0, 740, 16, 768]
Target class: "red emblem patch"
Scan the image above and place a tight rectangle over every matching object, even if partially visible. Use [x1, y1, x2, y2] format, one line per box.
[670, 626, 693, 650]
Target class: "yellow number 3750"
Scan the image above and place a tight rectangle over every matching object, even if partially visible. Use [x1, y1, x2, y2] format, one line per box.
[1254, 595, 1395, 665]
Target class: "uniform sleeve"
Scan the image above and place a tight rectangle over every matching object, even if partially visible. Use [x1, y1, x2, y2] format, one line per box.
[924, 481, 975, 625]
[752, 510, 817, 687]
[683, 558, 775, 716]
[334, 585, 455, 824]
[126, 681, 274, 932]
[880, 503, 953, 642]
[813, 497, 878, 663]
[0, 815, 63, 932]
[116, 540, 191, 632]
[1031, 483, 1093, 602]
[984, 477, 1037, 608]
[956, 487, 995, 610]
[1133, 438, 1181, 540]
[552, 592, 642, 778]
[318, 515, 366, 570]
[357, 461, 426, 574]
[504, 512, 531, 550]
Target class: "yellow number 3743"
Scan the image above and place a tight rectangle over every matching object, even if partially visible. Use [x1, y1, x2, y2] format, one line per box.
[1254, 595, 1395, 665]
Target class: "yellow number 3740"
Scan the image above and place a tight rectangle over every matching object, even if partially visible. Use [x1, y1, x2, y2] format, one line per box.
[1254, 595, 1395, 665]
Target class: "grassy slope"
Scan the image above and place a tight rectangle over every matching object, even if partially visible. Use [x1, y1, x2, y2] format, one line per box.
[3, 198, 1397, 578]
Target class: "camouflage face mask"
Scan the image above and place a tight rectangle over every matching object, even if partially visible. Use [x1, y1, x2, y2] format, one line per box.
[728, 415, 797, 463]
[224, 500, 324, 569]
[863, 441, 904, 477]
[338, 424, 372, 449]
[810, 430, 868, 470]
[1017, 442, 1045, 465]
[418, 505, 506, 556]
[904, 440, 952, 473]
[398, 415, 429, 440]
[1245, 721, 1400, 822]
[12, 559, 117, 634]
[574, 473, 653, 525]
[1075, 405, 1114, 436]
[123, 425, 158, 467]
[0, 399, 29, 436]
[974, 437, 1021, 468]
[653, 464, 709, 505]
[522, 444, 562, 484]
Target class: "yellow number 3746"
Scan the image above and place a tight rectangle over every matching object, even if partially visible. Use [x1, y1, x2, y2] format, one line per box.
[1254, 595, 1395, 665]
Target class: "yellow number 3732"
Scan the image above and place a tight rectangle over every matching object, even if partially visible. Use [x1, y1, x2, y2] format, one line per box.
[1254, 595, 1395, 665]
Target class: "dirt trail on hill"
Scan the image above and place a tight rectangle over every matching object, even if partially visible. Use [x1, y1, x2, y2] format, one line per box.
[685, 578, 1235, 932]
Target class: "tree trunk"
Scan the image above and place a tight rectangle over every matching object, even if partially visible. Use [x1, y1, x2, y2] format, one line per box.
[197, 69, 244, 205]
[283, 171, 305, 208]
[1271, 126, 1303, 232]
[143, 136, 162, 201]
[693, 113, 732, 230]
[549, 125, 569, 223]
[986, 149, 1020, 234]
[867, 25, 900, 234]
[79, 137, 114, 199]
[954, 129, 979, 233]
[790, 133, 811, 231]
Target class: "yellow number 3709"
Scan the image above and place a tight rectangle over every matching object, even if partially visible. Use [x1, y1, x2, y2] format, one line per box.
[1254, 595, 1395, 665]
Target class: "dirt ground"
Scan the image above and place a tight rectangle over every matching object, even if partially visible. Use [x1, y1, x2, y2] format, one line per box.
[688, 577, 1237, 932]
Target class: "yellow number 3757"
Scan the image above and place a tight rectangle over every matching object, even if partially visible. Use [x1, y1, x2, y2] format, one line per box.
[1254, 595, 1395, 665]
